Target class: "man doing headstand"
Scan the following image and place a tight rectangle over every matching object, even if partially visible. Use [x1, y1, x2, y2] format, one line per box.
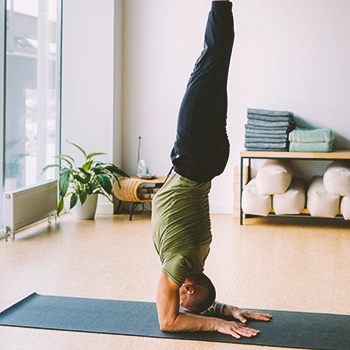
[152, 0, 272, 339]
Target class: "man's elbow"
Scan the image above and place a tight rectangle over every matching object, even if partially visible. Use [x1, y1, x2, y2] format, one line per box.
[159, 318, 176, 332]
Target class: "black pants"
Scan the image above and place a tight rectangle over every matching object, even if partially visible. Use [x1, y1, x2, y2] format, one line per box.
[171, 1, 235, 183]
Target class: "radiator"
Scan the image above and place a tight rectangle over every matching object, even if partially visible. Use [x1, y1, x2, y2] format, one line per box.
[3, 180, 58, 241]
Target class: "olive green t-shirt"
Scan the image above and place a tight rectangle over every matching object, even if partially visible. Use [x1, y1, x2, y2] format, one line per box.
[152, 171, 212, 286]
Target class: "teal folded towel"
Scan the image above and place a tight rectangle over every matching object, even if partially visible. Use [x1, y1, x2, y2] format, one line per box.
[288, 127, 334, 143]
[289, 141, 334, 152]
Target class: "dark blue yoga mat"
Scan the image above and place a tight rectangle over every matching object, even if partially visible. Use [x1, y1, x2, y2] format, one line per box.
[0, 293, 349, 349]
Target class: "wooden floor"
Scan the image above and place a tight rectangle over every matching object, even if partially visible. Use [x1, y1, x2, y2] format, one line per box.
[1, 212, 349, 350]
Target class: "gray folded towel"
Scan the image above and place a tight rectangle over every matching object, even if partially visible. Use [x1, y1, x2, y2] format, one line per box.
[247, 108, 294, 117]
[247, 119, 295, 128]
[245, 132, 289, 139]
[248, 113, 295, 123]
[245, 125, 291, 134]
[245, 136, 288, 143]
[245, 141, 288, 149]
[245, 147, 288, 152]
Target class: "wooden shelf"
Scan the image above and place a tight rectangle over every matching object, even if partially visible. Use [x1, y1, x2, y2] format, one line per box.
[240, 150, 350, 160]
[240, 150, 350, 224]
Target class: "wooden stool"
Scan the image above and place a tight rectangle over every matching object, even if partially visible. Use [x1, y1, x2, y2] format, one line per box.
[113, 176, 166, 220]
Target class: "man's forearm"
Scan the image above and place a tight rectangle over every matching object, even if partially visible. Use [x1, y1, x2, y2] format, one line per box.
[163, 309, 260, 339]
[157, 272, 224, 333]
[161, 311, 223, 333]
[156, 274, 260, 338]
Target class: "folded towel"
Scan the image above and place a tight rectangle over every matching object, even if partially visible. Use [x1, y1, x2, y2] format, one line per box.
[245, 141, 288, 150]
[247, 119, 295, 128]
[245, 125, 291, 134]
[245, 132, 289, 139]
[288, 127, 335, 143]
[245, 147, 288, 152]
[289, 141, 334, 152]
[248, 108, 294, 117]
[245, 136, 288, 143]
[247, 113, 295, 123]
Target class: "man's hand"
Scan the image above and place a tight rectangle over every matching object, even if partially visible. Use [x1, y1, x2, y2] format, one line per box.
[201, 301, 272, 324]
[226, 306, 272, 324]
[217, 319, 260, 339]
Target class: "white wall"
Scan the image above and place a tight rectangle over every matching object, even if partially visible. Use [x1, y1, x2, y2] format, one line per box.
[123, 0, 350, 213]
[62, 0, 350, 214]
[62, 0, 123, 213]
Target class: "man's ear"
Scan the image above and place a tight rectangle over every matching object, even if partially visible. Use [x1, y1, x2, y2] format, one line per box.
[183, 283, 196, 295]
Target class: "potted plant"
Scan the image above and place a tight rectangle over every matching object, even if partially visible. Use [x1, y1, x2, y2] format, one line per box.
[42, 140, 129, 219]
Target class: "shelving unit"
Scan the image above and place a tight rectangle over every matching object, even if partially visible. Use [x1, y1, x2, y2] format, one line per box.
[240, 150, 350, 225]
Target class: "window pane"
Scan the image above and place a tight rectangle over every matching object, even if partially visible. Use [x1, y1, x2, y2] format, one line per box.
[4, 0, 61, 193]
[0, 0, 5, 230]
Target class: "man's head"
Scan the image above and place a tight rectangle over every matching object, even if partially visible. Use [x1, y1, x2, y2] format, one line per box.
[179, 273, 216, 313]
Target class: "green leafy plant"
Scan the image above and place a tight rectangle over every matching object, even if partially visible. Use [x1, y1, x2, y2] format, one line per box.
[42, 140, 129, 215]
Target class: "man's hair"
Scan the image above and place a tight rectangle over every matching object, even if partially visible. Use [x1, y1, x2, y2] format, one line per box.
[183, 273, 216, 313]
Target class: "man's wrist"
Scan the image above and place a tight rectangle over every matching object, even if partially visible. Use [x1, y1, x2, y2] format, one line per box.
[201, 301, 227, 317]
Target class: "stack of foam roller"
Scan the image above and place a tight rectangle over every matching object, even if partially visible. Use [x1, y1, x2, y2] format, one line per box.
[242, 160, 306, 216]
[307, 161, 350, 219]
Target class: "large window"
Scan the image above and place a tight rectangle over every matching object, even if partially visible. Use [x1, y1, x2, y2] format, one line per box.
[0, 0, 62, 230]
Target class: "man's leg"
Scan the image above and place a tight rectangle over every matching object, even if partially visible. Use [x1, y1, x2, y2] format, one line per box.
[171, 1, 234, 183]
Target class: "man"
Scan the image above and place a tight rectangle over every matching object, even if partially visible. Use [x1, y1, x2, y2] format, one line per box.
[152, 0, 272, 339]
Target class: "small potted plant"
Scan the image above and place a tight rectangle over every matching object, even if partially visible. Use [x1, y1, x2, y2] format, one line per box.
[42, 140, 129, 219]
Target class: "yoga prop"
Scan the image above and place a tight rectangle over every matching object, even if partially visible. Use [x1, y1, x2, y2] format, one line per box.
[0, 293, 349, 350]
